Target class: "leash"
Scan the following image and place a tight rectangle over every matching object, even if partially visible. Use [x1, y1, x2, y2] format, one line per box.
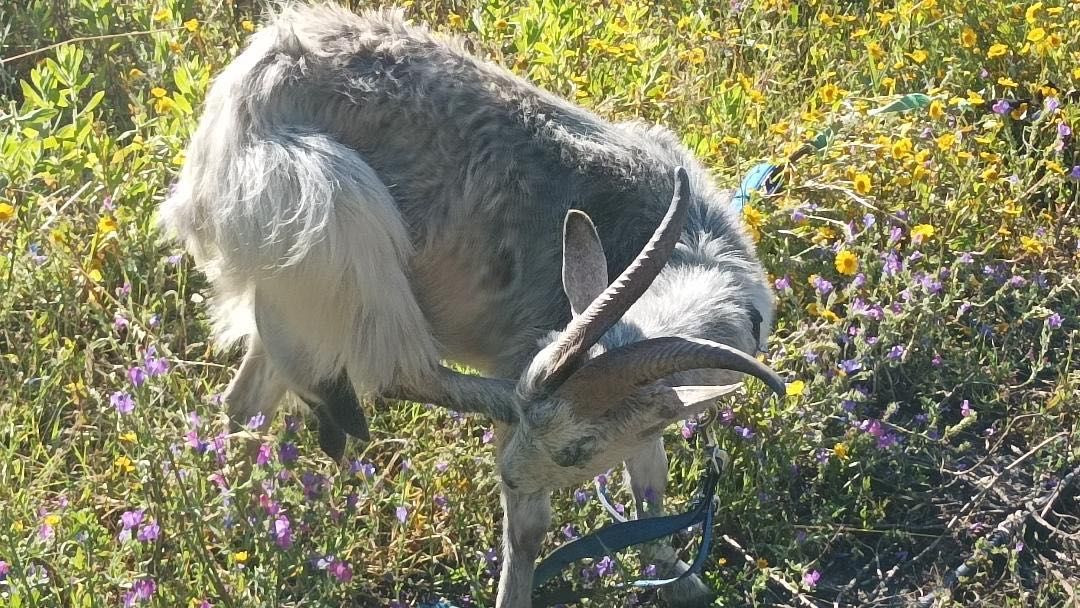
[531, 444, 729, 607]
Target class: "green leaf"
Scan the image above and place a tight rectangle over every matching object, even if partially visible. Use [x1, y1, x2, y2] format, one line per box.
[82, 90, 105, 115]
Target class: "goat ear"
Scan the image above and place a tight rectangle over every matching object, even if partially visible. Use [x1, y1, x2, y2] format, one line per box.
[670, 384, 742, 409]
[562, 210, 609, 316]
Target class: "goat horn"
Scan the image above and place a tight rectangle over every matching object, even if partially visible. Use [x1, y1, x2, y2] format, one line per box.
[553, 336, 785, 415]
[383, 366, 520, 424]
[527, 167, 692, 397]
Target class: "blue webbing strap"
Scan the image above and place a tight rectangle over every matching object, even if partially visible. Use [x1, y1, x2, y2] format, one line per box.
[531, 453, 722, 607]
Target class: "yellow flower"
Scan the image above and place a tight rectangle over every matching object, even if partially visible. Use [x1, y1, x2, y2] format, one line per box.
[891, 137, 913, 159]
[150, 87, 167, 98]
[997, 77, 1018, 88]
[679, 47, 706, 65]
[114, 455, 135, 474]
[1026, 27, 1046, 42]
[786, 380, 806, 397]
[987, 43, 1008, 58]
[877, 11, 894, 25]
[241, 20, 255, 32]
[1020, 236, 1044, 255]
[819, 83, 840, 104]
[447, 14, 463, 28]
[960, 27, 977, 48]
[1025, 2, 1043, 24]
[233, 551, 249, 563]
[494, 18, 509, 32]
[128, 68, 145, 79]
[966, 90, 985, 105]
[834, 250, 859, 275]
[853, 173, 872, 195]
[152, 8, 170, 21]
[97, 215, 118, 237]
[756, 557, 770, 569]
[911, 223, 935, 243]
[120, 431, 138, 443]
[743, 205, 764, 230]
[0, 202, 14, 223]
[721, 135, 741, 146]
[980, 167, 999, 182]
[183, 18, 199, 32]
[907, 49, 928, 64]
[43, 514, 61, 527]
[936, 132, 956, 150]
[833, 442, 850, 460]
[154, 97, 176, 113]
[929, 99, 945, 119]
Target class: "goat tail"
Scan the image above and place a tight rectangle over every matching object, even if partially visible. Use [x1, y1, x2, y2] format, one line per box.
[159, 24, 440, 394]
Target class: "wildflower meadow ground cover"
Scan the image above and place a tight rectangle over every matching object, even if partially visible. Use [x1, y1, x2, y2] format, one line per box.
[1, 0, 1079, 606]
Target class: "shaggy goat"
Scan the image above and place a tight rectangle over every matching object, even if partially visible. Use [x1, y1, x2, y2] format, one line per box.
[161, 4, 784, 606]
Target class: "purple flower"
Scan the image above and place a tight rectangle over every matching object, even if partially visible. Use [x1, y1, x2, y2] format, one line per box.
[137, 521, 160, 543]
[562, 523, 579, 540]
[350, 460, 376, 478]
[889, 225, 903, 244]
[482, 428, 495, 444]
[815, 449, 831, 463]
[643, 563, 658, 577]
[328, 560, 353, 582]
[114, 312, 129, 332]
[851, 273, 866, 289]
[960, 400, 973, 417]
[434, 460, 449, 473]
[1069, 166, 1080, 181]
[272, 516, 293, 549]
[143, 347, 170, 377]
[813, 276, 833, 295]
[992, 99, 1011, 115]
[932, 354, 943, 367]
[1047, 313, 1063, 329]
[1044, 97, 1060, 113]
[734, 425, 755, 440]
[574, 488, 589, 506]
[148, 313, 161, 328]
[120, 509, 145, 531]
[680, 420, 697, 439]
[166, 254, 183, 266]
[839, 359, 861, 374]
[0, 560, 9, 580]
[111, 391, 135, 414]
[1008, 275, 1027, 288]
[256, 443, 273, 466]
[284, 415, 302, 433]
[595, 556, 615, 577]
[1059, 123, 1073, 138]
[887, 345, 906, 361]
[803, 569, 821, 588]
[774, 275, 791, 291]
[434, 494, 449, 510]
[246, 412, 266, 430]
[29, 243, 48, 265]
[123, 578, 157, 607]
[395, 505, 409, 524]
[278, 442, 299, 465]
[186, 430, 209, 454]
[127, 366, 146, 387]
[883, 251, 902, 276]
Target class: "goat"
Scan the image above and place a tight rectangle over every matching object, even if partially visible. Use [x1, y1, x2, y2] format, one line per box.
[160, 4, 784, 606]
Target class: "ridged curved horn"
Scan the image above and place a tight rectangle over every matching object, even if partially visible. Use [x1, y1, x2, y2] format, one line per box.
[553, 336, 785, 415]
[525, 167, 693, 397]
[383, 366, 519, 424]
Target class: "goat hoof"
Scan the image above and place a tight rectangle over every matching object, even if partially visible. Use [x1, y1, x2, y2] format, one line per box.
[659, 572, 715, 608]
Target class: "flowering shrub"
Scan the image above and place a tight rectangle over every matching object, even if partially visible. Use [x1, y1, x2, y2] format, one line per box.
[0, 0, 1077, 606]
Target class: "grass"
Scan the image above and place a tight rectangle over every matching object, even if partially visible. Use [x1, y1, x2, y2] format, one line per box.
[1, 0, 1078, 606]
